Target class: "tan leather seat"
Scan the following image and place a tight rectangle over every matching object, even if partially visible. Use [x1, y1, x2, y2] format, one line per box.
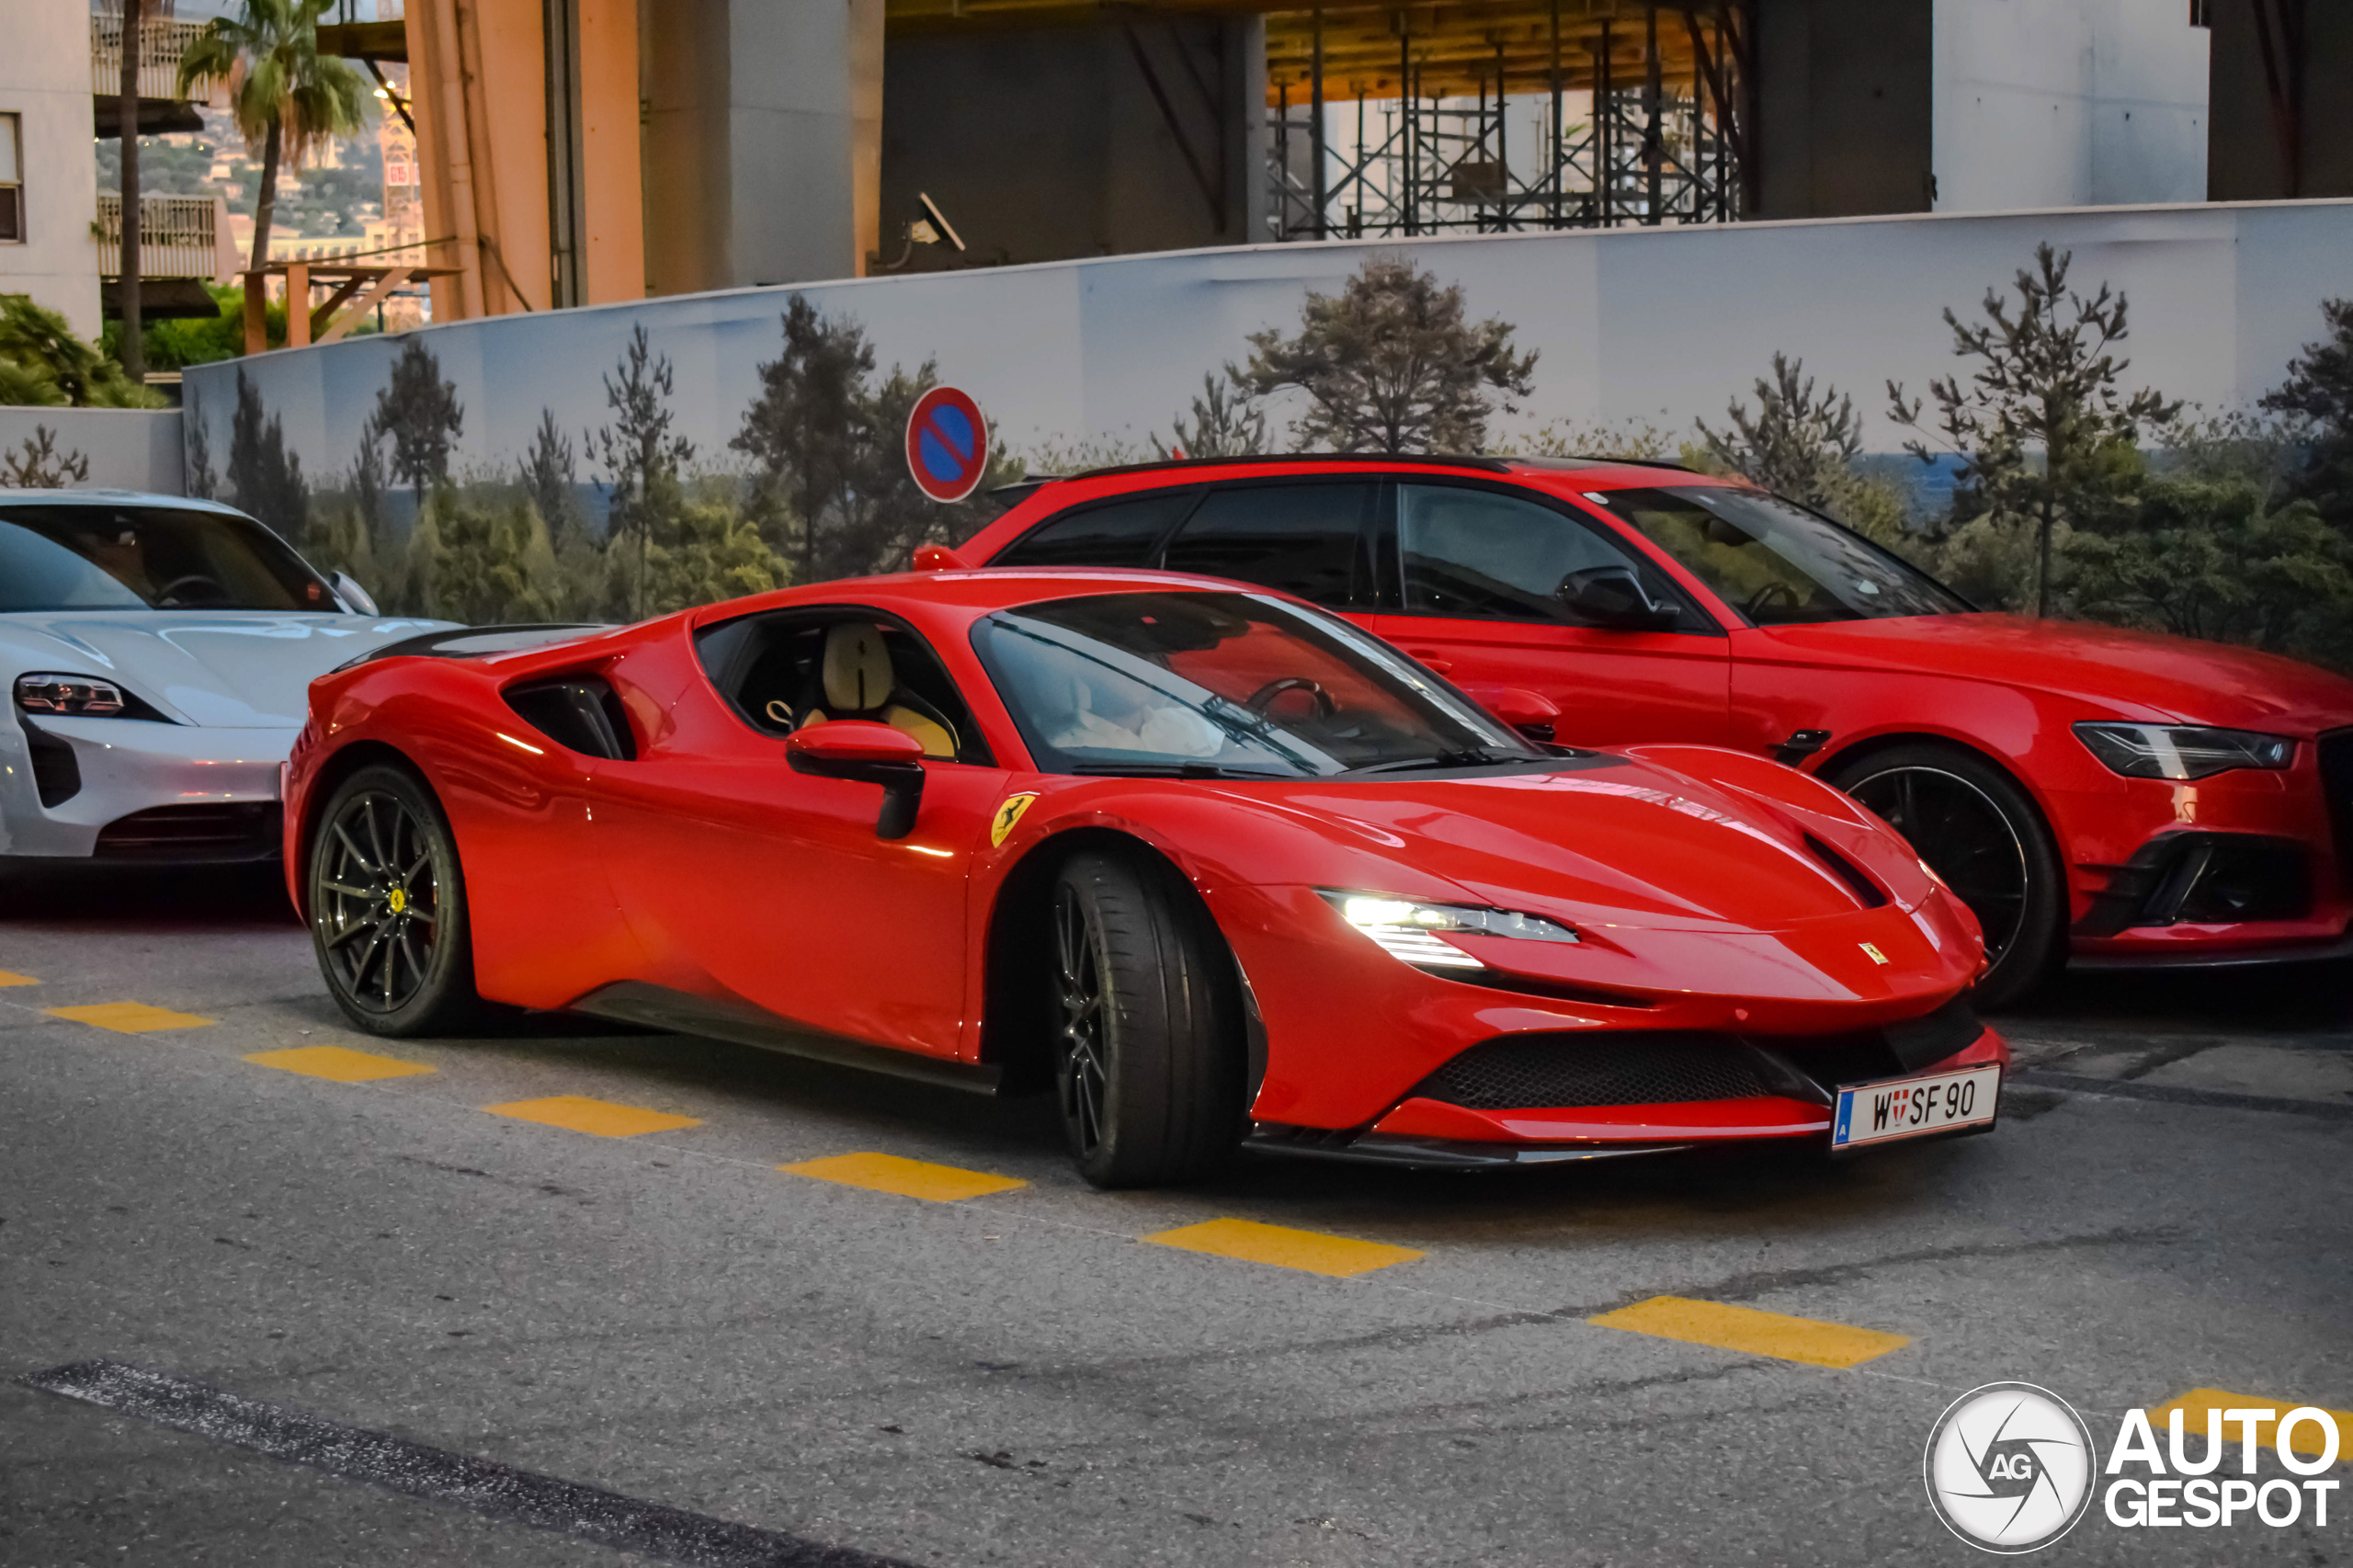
[791, 621, 957, 758]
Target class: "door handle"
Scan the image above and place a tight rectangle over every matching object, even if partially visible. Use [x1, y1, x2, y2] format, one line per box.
[1407, 650, 1455, 674]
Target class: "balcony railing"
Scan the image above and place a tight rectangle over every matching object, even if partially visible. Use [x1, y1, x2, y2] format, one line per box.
[97, 192, 232, 282]
[89, 16, 214, 102]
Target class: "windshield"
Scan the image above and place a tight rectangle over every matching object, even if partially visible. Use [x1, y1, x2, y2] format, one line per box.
[972, 590, 1544, 778]
[1585, 486, 1969, 624]
[0, 505, 338, 613]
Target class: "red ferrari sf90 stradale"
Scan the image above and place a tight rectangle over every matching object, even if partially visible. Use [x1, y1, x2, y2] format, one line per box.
[285, 570, 2006, 1187]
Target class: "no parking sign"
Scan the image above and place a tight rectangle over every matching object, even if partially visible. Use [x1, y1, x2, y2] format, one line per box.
[904, 385, 989, 504]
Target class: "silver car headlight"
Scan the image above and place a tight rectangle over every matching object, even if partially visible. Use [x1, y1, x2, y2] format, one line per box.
[1321, 890, 1579, 971]
[16, 673, 129, 718]
[2074, 722, 2294, 781]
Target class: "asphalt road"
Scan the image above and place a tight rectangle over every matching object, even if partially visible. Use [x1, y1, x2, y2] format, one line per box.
[2, 861, 2348, 1567]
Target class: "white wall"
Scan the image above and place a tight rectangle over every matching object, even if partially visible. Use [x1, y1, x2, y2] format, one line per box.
[0, 0, 102, 337]
[1935, 0, 2209, 212]
[0, 407, 184, 493]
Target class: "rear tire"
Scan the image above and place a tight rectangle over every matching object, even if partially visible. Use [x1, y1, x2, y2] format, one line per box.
[308, 763, 482, 1037]
[1050, 851, 1244, 1188]
[1828, 742, 2064, 1010]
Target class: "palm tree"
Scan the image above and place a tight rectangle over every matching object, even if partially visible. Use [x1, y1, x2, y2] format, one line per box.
[176, 0, 369, 272]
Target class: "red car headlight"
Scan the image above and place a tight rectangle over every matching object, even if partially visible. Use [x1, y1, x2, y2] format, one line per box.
[1320, 890, 1580, 970]
[2074, 722, 2294, 781]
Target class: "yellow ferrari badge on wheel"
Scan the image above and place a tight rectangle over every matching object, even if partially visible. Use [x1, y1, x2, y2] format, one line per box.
[387, 887, 407, 915]
[991, 792, 1039, 847]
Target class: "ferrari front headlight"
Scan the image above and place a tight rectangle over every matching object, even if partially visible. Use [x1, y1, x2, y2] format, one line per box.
[16, 673, 128, 718]
[1322, 890, 1579, 970]
[2074, 722, 2294, 781]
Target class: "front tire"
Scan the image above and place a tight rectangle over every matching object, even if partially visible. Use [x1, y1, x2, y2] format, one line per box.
[1829, 742, 2064, 1009]
[1050, 852, 1244, 1188]
[308, 763, 481, 1036]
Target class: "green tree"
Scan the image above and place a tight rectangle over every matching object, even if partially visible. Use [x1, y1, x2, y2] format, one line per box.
[225, 368, 309, 540]
[519, 407, 581, 544]
[349, 416, 387, 548]
[2260, 298, 2353, 533]
[372, 337, 463, 495]
[590, 324, 697, 618]
[1699, 354, 1910, 545]
[1152, 372, 1267, 460]
[0, 293, 167, 408]
[176, 0, 369, 269]
[1235, 255, 1536, 453]
[1890, 244, 2179, 616]
[733, 295, 875, 582]
[636, 490, 790, 618]
[433, 488, 560, 623]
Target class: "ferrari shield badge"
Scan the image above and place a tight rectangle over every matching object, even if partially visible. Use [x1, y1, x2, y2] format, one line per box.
[990, 792, 1040, 847]
[1859, 941, 1889, 965]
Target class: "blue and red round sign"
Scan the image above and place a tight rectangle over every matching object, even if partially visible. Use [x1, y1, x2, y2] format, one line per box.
[904, 385, 989, 504]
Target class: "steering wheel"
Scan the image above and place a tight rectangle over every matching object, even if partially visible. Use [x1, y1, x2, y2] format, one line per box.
[1245, 677, 1336, 720]
[1744, 581, 1803, 619]
[153, 574, 228, 606]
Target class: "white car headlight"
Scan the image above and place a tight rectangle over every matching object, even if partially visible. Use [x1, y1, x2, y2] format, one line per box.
[16, 673, 128, 718]
[1321, 890, 1579, 970]
[2074, 722, 2294, 781]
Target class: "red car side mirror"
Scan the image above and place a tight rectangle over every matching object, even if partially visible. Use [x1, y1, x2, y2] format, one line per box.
[786, 722, 927, 837]
[911, 542, 971, 573]
[1461, 683, 1561, 744]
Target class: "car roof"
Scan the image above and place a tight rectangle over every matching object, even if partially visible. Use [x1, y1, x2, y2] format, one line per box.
[686, 566, 1309, 633]
[0, 488, 255, 519]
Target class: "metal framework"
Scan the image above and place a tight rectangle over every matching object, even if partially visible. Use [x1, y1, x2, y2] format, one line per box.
[1266, 1, 1748, 242]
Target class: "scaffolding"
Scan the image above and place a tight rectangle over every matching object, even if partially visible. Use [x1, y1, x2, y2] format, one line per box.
[1266, 1, 1749, 242]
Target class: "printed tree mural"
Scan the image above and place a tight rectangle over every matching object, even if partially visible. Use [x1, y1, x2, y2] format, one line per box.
[373, 338, 465, 496]
[520, 408, 582, 544]
[1153, 373, 1267, 460]
[1698, 354, 1906, 543]
[1236, 255, 1535, 453]
[226, 369, 309, 541]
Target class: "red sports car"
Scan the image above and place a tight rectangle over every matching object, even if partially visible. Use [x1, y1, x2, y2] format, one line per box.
[286, 571, 2003, 1186]
[952, 457, 2353, 1005]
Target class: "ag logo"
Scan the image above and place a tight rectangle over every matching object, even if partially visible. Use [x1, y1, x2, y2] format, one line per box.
[1924, 1382, 2097, 1553]
[990, 792, 1039, 848]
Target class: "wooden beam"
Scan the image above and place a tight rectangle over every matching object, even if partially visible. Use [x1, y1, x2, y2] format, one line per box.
[284, 261, 312, 347]
[315, 267, 415, 346]
[307, 276, 368, 342]
[242, 271, 267, 356]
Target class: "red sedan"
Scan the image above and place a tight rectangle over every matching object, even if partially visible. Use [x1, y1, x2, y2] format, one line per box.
[285, 572, 2000, 1186]
[952, 456, 2353, 1005]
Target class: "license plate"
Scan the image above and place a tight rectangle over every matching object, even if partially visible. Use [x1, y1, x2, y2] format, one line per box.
[1831, 1063, 2000, 1150]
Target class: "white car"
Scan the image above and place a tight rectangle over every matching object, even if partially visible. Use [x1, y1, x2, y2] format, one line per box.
[0, 491, 453, 867]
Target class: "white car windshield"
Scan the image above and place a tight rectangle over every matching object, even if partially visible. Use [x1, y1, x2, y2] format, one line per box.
[972, 590, 1545, 778]
[0, 504, 338, 612]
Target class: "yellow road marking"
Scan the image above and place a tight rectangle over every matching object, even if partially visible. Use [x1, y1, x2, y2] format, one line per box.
[245, 1045, 435, 1084]
[46, 1002, 215, 1033]
[482, 1096, 702, 1138]
[1142, 1218, 1424, 1278]
[0, 970, 37, 987]
[1588, 1295, 1911, 1369]
[780, 1152, 1027, 1202]
[2150, 1390, 2353, 1460]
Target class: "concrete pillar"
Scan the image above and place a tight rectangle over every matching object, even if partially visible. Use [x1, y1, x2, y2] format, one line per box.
[641, 0, 883, 294]
[0, 0, 102, 339]
[2209, 0, 2353, 199]
[1754, 0, 1934, 219]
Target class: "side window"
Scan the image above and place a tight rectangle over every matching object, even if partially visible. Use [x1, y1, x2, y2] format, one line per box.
[1398, 483, 1674, 624]
[696, 612, 993, 765]
[1160, 482, 1376, 607]
[0, 115, 22, 242]
[991, 490, 1198, 567]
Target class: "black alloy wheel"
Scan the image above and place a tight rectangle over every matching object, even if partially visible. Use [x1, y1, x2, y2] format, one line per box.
[309, 763, 480, 1036]
[1831, 742, 2065, 1009]
[1047, 852, 1245, 1188]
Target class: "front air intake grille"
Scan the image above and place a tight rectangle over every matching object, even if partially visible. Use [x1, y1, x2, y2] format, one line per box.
[1413, 1032, 1777, 1110]
[21, 721, 80, 807]
[94, 802, 283, 859]
[2319, 728, 2353, 882]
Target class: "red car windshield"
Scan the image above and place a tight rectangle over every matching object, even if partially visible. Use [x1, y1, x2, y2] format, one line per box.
[1587, 486, 1970, 624]
[972, 590, 1543, 777]
[0, 505, 337, 612]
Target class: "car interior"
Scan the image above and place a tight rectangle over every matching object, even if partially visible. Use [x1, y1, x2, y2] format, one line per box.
[694, 611, 990, 765]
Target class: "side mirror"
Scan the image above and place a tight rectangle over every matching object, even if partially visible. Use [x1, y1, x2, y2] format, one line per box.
[911, 542, 971, 573]
[1460, 683, 1560, 744]
[331, 571, 380, 617]
[786, 722, 926, 839]
[1556, 565, 1678, 631]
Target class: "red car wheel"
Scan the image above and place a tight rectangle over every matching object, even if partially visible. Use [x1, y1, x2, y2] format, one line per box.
[309, 763, 482, 1037]
[1051, 852, 1244, 1187]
